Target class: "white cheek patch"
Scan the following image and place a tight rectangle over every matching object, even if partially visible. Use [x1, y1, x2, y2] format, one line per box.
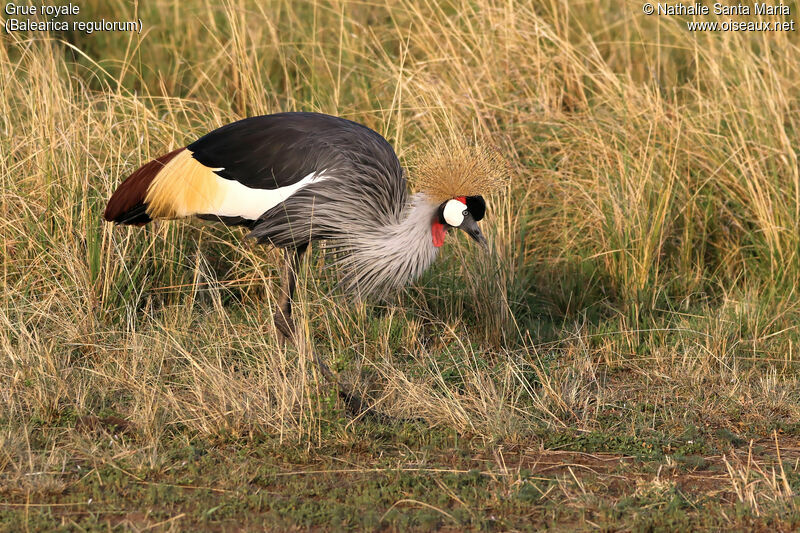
[443, 198, 466, 227]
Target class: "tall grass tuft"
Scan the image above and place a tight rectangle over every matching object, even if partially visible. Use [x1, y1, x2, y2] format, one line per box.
[2, 0, 800, 451]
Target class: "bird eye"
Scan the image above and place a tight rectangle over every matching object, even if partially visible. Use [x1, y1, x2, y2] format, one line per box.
[462, 210, 468, 217]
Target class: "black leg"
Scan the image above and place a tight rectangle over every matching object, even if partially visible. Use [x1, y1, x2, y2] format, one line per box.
[273, 245, 338, 384]
[272, 245, 393, 421]
[274, 245, 306, 343]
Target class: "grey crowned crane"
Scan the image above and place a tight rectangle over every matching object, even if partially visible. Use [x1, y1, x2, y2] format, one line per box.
[104, 111, 505, 352]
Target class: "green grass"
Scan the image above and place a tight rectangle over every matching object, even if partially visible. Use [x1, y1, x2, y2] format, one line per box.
[4, 414, 800, 530]
[3, 0, 800, 529]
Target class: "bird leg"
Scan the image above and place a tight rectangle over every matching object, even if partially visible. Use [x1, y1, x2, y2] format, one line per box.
[272, 246, 336, 382]
[273, 246, 392, 421]
[274, 246, 305, 343]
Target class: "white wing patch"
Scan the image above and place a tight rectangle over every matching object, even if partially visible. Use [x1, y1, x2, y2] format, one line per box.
[211, 170, 330, 220]
[143, 148, 330, 221]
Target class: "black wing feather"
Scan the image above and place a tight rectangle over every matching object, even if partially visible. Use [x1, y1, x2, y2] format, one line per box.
[187, 112, 397, 191]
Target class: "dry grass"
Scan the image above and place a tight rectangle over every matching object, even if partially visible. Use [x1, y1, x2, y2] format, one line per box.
[2, 0, 800, 529]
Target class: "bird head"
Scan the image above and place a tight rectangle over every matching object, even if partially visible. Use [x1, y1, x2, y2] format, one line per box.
[431, 195, 488, 250]
[414, 139, 506, 251]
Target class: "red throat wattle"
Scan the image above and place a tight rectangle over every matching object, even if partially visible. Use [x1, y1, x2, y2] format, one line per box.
[431, 220, 446, 247]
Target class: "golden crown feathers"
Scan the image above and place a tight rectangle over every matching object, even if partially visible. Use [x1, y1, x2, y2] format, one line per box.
[412, 139, 508, 203]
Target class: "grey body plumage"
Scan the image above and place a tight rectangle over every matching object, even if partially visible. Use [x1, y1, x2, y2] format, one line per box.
[249, 165, 441, 299]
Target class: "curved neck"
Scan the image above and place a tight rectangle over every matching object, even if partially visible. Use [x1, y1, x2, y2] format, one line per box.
[334, 193, 441, 298]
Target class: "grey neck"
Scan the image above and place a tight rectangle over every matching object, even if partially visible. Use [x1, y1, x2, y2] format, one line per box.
[333, 193, 440, 299]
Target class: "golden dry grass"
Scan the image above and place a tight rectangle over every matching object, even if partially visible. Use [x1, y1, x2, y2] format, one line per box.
[2, 0, 800, 529]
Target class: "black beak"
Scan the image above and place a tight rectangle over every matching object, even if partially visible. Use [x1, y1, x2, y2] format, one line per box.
[459, 212, 489, 252]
